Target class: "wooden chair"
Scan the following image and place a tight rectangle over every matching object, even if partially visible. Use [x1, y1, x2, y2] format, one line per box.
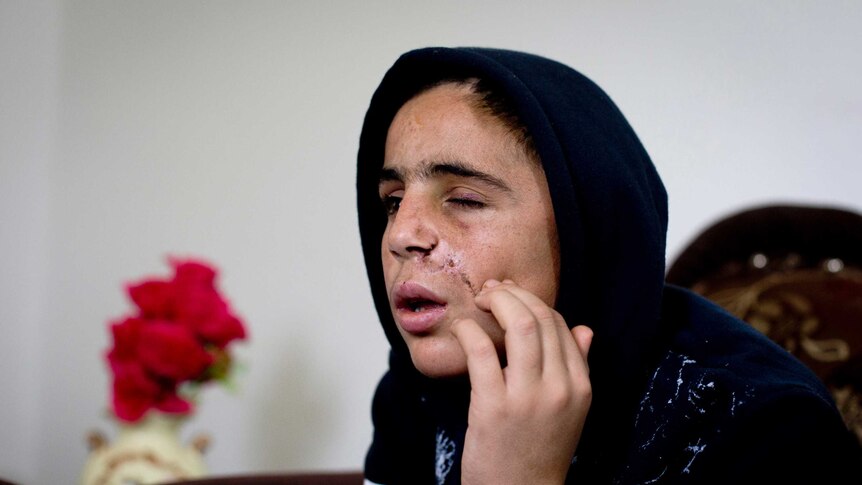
[666, 204, 862, 444]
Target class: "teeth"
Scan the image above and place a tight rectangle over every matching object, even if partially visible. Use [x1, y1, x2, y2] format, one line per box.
[408, 300, 432, 312]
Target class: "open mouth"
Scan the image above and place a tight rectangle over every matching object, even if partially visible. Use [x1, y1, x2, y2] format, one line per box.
[394, 282, 446, 313]
[400, 297, 445, 313]
[393, 282, 448, 333]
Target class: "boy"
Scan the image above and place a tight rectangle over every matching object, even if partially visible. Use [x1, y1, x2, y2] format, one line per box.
[356, 47, 860, 484]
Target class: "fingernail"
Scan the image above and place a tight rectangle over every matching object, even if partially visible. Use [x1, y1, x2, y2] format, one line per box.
[484, 279, 501, 288]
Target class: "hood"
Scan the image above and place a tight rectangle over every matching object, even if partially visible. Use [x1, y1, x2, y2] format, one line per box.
[357, 47, 669, 465]
[358, 45, 668, 375]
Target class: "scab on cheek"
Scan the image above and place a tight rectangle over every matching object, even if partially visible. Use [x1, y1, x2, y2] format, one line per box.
[444, 254, 479, 296]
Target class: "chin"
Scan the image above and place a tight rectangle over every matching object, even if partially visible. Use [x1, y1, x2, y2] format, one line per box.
[406, 335, 469, 378]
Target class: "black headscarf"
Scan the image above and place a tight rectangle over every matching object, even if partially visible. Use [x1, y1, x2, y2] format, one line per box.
[357, 47, 670, 483]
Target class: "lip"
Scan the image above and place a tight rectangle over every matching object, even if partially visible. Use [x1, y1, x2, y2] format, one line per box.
[392, 281, 448, 335]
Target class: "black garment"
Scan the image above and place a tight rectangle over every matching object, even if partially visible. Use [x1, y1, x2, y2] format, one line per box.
[356, 47, 860, 484]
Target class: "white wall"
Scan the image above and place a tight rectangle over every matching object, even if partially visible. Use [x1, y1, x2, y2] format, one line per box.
[1, 1, 860, 484]
[0, 1, 58, 483]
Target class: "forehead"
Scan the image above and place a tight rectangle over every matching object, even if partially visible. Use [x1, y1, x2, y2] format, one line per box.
[383, 84, 526, 175]
[387, 84, 481, 146]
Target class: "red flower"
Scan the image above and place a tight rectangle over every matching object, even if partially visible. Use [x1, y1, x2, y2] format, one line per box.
[171, 258, 217, 288]
[106, 317, 145, 371]
[173, 286, 224, 329]
[111, 363, 196, 421]
[105, 257, 247, 422]
[112, 362, 160, 422]
[154, 390, 193, 415]
[138, 322, 213, 381]
[127, 280, 176, 319]
[174, 287, 246, 347]
[199, 314, 246, 348]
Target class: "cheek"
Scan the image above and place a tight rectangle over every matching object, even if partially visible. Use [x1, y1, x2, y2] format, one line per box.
[441, 250, 481, 296]
[473, 222, 559, 303]
[512, 223, 560, 303]
[451, 230, 507, 289]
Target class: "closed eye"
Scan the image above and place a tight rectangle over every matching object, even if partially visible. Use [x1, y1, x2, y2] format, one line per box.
[448, 197, 486, 209]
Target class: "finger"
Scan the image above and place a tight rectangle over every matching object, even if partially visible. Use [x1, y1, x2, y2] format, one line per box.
[571, 325, 593, 359]
[485, 281, 570, 379]
[475, 285, 544, 384]
[450, 318, 506, 396]
[491, 281, 591, 384]
[567, 325, 593, 377]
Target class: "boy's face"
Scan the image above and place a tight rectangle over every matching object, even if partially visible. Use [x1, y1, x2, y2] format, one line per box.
[379, 83, 560, 378]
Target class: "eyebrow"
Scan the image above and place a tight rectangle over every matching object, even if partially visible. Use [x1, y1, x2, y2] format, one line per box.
[378, 160, 513, 193]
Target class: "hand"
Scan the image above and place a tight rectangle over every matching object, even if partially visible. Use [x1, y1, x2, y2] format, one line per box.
[451, 279, 593, 485]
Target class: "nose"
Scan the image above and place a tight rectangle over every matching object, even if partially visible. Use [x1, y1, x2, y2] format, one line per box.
[385, 195, 439, 259]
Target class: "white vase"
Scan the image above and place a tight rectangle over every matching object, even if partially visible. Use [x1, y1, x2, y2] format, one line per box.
[79, 412, 208, 485]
